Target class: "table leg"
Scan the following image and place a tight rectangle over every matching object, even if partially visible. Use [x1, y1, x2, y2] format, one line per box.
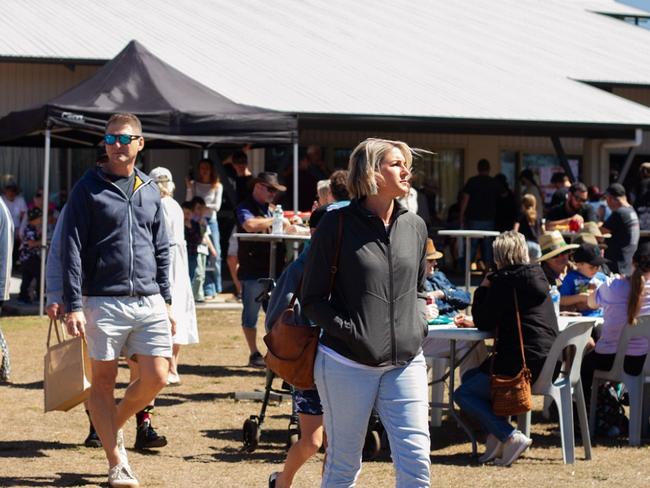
[464, 237, 471, 291]
[269, 241, 277, 279]
[446, 338, 478, 458]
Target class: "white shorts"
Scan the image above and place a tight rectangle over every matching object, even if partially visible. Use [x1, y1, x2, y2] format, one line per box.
[83, 295, 172, 361]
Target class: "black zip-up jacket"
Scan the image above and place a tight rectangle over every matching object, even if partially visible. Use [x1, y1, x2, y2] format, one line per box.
[473, 264, 558, 383]
[302, 199, 428, 367]
[62, 167, 170, 312]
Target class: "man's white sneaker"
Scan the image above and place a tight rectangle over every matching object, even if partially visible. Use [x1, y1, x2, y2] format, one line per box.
[494, 431, 532, 467]
[108, 462, 139, 487]
[478, 433, 503, 464]
[116, 429, 128, 464]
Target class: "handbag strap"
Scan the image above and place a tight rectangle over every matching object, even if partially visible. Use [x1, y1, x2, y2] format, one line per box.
[490, 289, 527, 374]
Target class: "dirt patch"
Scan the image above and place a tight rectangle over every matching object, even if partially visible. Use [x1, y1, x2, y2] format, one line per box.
[1, 311, 649, 487]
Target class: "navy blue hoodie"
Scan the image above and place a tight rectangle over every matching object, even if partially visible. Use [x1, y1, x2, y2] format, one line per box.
[62, 167, 170, 312]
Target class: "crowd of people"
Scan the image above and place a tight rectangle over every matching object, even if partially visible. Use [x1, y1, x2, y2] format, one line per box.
[1, 113, 650, 487]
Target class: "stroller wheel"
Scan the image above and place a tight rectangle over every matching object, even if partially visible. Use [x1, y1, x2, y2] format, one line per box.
[243, 416, 261, 452]
[362, 429, 381, 461]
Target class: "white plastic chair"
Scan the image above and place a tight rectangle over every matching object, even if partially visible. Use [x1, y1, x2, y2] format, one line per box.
[517, 319, 595, 464]
[588, 315, 650, 446]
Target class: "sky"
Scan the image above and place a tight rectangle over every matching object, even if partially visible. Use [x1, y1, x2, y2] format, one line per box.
[620, 0, 650, 12]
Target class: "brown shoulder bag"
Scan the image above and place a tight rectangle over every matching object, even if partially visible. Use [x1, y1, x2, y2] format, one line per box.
[489, 290, 533, 417]
[263, 213, 343, 389]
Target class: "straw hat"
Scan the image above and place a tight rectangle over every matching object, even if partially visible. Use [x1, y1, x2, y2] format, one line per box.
[538, 231, 579, 262]
[581, 221, 611, 239]
[572, 232, 608, 249]
[426, 238, 443, 260]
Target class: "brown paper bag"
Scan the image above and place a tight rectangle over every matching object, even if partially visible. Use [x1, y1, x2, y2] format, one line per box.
[44, 319, 92, 412]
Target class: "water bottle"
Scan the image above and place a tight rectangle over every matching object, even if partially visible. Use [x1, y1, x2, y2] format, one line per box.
[550, 285, 560, 316]
[272, 204, 284, 234]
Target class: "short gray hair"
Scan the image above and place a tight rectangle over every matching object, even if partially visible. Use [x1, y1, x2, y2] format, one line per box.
[493, 231, 529, 269]
[347, 138, 413, 199]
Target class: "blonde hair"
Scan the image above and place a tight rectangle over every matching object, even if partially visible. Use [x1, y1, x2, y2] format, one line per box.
[493, 231, 530, 269]
[347, 138, 413, 198]
[156, 180, 175, 197]
[317, 179, 331, 201]
[521, 193, 537, 225]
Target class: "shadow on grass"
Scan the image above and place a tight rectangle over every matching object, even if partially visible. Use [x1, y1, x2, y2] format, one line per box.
[179, 363, 266, 378]
[0, 440, 78, 458]
[154, 391, 234, 407]
[0, 473, 102, 487]
[5, 380, 43, 390]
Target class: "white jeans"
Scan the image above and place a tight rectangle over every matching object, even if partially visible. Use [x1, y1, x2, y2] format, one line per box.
[314, 349, 430, 488]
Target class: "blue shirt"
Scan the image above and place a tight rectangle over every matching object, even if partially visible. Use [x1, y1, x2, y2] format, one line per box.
[559, 269, 607, 317]
[424, 270, 471, 317]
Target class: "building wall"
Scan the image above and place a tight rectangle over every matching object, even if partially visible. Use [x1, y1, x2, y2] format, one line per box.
[300, 128, 584, 177]
[0, 62, 100, 117]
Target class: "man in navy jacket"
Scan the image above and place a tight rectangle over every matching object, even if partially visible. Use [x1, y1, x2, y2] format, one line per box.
[62, 113, 173, 487]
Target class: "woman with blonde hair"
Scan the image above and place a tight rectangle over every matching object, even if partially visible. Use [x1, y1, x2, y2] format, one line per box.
[186, 158, 223, 298]
[454, 231, 558, 466]
[302, 138, 430, 487]
[514, 193, 543, 261]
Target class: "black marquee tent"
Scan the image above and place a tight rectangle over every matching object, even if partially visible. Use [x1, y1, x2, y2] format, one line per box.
[0, 40, 297, 147]
[0, 40, 298, 314]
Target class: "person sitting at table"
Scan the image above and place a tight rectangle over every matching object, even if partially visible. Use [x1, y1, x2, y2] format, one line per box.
[580, 242, 650, 412]
[513, 193, 543, 261]
[538, 230, 578, 287]
[559, 243, 607, 317]
[421, 238, 486, 376]
[546, 182, 598, 231]
[454, 231, 558, 466]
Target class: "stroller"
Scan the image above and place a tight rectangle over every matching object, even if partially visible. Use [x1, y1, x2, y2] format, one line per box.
[242, 278, 300, 452]
[240, 277, 385, 459]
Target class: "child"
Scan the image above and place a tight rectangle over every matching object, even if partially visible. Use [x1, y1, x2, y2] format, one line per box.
[18, 207, 42, 304]
[514, 193, 543, 261]
[190, 197, 216, 303]
[182, 201, 202, 281]
[559, 242, 608, 316]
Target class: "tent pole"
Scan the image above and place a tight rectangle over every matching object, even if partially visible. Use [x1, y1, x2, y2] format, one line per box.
[39, 128, 51, 317]
[293, 141, 298, 214]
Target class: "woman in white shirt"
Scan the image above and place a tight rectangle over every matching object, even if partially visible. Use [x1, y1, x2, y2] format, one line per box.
[186, 159, 223, 298]
[152, 167, 199, 384]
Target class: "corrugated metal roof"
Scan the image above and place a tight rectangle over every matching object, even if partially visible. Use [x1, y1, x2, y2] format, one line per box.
[3, 0, 650, 126]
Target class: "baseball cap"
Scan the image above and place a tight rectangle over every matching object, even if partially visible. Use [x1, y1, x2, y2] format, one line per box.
[573, 243, 607, 266]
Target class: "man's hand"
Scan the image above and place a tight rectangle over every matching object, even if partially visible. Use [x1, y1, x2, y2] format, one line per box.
[431, 290, 445, 300]
[65, 311, 86, 338]
[46, 303, 61, 321]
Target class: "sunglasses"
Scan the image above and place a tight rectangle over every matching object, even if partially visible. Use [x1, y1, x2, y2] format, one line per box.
[263, 184, 278, 194]
[104, 134, 141, 145]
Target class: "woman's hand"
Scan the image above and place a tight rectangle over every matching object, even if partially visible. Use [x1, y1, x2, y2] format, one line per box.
[454, 313, 474, 328]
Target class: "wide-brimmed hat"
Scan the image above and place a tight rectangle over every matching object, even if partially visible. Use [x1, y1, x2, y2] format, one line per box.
[538, 231, 579, 262]
[252, 171, 286, 192]
[573, 242, 608, 266]
[581, 221, 611, 239]
[149, 166, 173, 183]
[572, 232, 608, 250]
[426, 238, 443, 260]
